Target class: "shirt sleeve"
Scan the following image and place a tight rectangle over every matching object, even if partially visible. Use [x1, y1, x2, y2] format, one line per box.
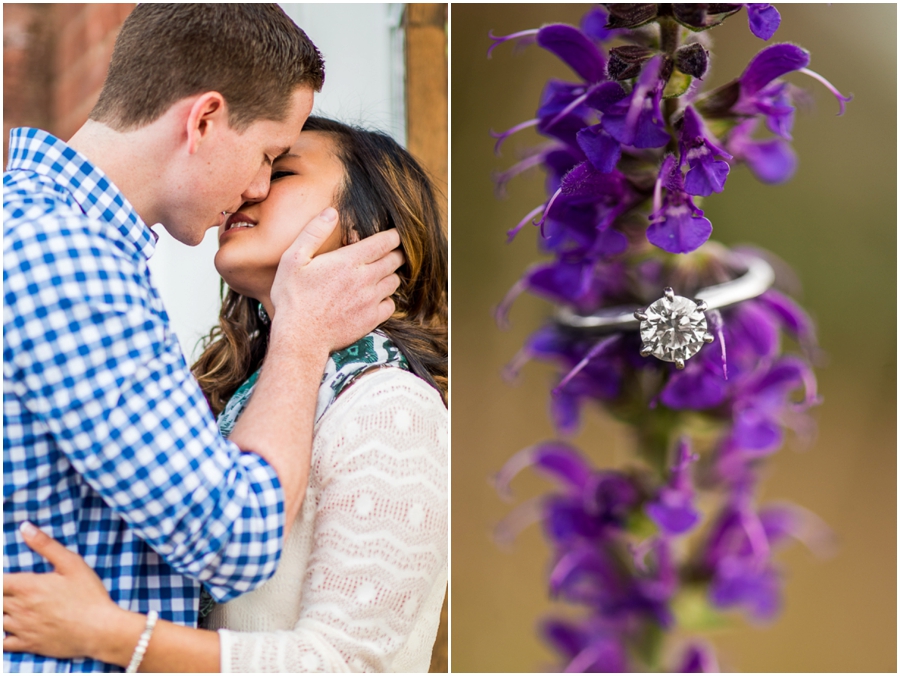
[218, 370, 449, 673]
[3, 208, 284, 601]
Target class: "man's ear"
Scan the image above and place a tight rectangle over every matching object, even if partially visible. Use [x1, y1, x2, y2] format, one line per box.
[185, 92, 228, 155]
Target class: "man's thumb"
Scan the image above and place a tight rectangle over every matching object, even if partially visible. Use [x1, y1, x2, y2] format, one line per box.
[284, 207, 339, 264]
[19, 522, 79, 574]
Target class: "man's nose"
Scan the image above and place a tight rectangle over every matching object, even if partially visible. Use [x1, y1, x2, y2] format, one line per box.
[241, 166, 271, 204]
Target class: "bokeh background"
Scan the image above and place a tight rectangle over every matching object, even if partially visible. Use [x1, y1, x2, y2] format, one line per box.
[451, 4, 896, 672]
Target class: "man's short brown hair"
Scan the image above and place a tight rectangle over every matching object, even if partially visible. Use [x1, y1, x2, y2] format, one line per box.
[91, 4, 325, 132]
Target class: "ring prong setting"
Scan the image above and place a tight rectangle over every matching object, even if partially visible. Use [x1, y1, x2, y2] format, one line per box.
[703, 333, 715, 344]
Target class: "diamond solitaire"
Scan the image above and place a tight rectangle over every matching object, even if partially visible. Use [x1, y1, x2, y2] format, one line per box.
[634, 288, 714, 369]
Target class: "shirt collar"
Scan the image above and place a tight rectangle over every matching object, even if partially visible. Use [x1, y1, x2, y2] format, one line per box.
[6, 127, 158, 259]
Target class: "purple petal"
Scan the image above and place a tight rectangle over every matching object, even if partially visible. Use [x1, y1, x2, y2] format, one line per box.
[551, 389, 583, 435]
[542, 619, 584, 659]
[646, 205, 713, 254]
[710, 562, 781, 620]
[757, 289, 816, 344]
[579, 6, 616, 43]
[743, 136, 797, 183]
[758, 505, 797, 548]
[576, 124, 621, 173]
[730, 302, 779, 358]
[584, 81, 628, 112]
[593, 227, 628, 257]
[586, 472, 639, 522]
[537, 24, 606, 83]
[750, 356, 814, 403]
[730, 408, 783, 453]
[559, 161, 624, 200]
[740, 43, 810, 96]
[746, 4, 781, 41]
[660, 363, 727, 409]
[534, 443, 594, 490]
[525, 260, 585, 305]
[537, 79, 590, 120]
[684, 155, 730, 196]
[678, 644, 720, 673]
[600, 57, 669, 148]
[680, 106, 731, 160]
[646, 490, 700, 535]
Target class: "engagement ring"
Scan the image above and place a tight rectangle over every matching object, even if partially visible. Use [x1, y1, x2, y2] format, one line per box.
[555, 254, 775, 368]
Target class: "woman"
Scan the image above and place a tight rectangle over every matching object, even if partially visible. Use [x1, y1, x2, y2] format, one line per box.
[2, 118, 448, 673]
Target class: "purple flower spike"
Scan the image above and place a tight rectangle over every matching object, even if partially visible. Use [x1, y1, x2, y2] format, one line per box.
[537, 24, 607, 83]
[645, 438, 701, 535]
[489, 6, 843, 669]
[746, 4, 781, 41]
[647, 155, 714, 254]
[680, 106, 733, 196]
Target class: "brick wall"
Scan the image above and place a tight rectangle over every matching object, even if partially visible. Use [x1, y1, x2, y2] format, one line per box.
[3, 3, 134, 166]
[54, 3, 135, 141]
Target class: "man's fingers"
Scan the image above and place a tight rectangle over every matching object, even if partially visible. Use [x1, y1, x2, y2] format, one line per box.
[369, 249, 405, 281]
[3, 632, 29, 654]
[343, 228, 402, 265]
[19, 522, 77, 575]
[376, 297, 397, 325]
[375, 273, 401, 302]
[281, 207, 340, 265]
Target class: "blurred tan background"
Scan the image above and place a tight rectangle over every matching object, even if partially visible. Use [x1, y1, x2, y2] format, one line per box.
[451, 4, 896, 672]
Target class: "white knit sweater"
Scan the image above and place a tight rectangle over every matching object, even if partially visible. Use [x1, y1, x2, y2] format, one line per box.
[203, 368, 448, 673]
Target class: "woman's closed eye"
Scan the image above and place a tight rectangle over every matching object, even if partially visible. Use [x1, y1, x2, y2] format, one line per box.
[271, 170, 295, 180]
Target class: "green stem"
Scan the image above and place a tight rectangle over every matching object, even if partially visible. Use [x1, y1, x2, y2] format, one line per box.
[659, 17, 680, 55]
[659, 17, 681, 130]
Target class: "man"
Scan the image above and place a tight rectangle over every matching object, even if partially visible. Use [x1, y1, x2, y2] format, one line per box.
[3, 5, 402, 671]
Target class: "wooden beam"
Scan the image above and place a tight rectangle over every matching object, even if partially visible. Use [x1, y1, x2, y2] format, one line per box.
[405, 3, 448, 228]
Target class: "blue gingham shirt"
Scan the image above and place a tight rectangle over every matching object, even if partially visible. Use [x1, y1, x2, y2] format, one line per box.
[3, 128, 285, 673]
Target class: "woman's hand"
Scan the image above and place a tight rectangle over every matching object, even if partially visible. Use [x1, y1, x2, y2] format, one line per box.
[3, 522, 133, 661]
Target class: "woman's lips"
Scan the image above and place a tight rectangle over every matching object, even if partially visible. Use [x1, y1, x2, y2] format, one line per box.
[220, 212, 258, 243]
[225, 212, 258, 231]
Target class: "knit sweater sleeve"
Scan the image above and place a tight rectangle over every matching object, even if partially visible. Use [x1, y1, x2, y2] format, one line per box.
[217, 369, 448, 673]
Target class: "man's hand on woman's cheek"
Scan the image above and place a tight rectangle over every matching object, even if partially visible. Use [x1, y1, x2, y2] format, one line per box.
[270, 208, 403, 352]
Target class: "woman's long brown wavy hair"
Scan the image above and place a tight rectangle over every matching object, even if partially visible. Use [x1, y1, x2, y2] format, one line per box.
[192, 117, 448, 415]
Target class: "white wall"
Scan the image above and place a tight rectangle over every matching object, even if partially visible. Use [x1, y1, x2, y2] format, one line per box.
[148, 4, 405, 363]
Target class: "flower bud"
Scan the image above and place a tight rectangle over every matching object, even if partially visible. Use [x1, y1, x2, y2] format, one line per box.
[675, 43, 709, 79]
[603, 4, 658, 30]
[672, 3, 742, 31]
[607, 45, 656, 81]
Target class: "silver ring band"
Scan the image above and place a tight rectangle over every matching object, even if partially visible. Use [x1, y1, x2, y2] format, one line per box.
[555, 254, 775, 332]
